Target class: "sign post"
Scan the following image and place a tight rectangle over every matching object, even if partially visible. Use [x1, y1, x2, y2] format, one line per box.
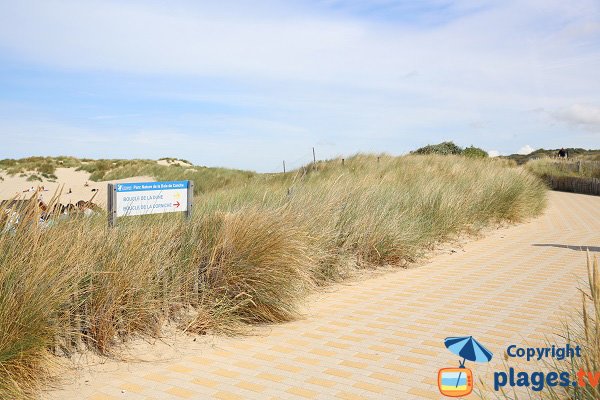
[107, 180, 193, 227]
[107, 183, 117, 227]
[185, 181, 194, 220]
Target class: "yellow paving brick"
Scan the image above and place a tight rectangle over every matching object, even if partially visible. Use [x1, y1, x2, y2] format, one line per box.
[382, 337, 406, 346]
[370, 372, 402, 384]
[335, 391, 369, 400]
[270, 345, 294, 354]
[165, 387, 195, 399]
[167, 364, 193, 373]
[302, 332, 326, 339]
[330, 321, 351, 327]
[368, 344, 395, 353]
[316, 326, 339, 333]
[410, 348, 438, 357]
[294, 356, 321, 366]
[286, 387, 318, 399]
[326, 341, 351, 349]
[286, 338, 310, 346]
[213, 368, 240, 378]
[383, 363, 414, 373]
[339, 335, 364, 342]
[306, 377, 337, 388]
[191, 376, 219, 388]
[276, 363, 302, 373]
[325, 368, 353, 378]
[236, 381, 266, 393]
[354, 352, 382, 361]
[254, 353, 277, 362]
[257, 372, 286, 383]
[365, 322, 388, 329]
[392, 331, 420, 339]
[233, 360, 259, 370]
[214, 391, 244, 400]
[310, 348, 337, 357]
[408, 387, 440, 399]
[353, 381, 384, 393]
[420, 340, 440, 348]
[352, 328, 377, 335]
[340, 360, 368, 369]
[421, 376, 436, 385]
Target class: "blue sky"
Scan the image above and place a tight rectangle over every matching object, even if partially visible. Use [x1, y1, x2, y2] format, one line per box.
[0, 0, 599, 172]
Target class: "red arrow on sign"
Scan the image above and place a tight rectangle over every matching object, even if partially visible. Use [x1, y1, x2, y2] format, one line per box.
[173, 201, 180, 208]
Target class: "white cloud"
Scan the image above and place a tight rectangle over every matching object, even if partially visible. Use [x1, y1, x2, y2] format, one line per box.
[0, 0, 599, 168]
[0, 0, 598, 101]
[517, 145, 534, 155]
[553, 104, 600, 131]
[487, 150, 500, 157]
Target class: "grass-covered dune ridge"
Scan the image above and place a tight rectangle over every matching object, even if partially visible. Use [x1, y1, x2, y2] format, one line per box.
[0, 156, 255, 194]
[0, 154, 546, 398]
[525, 158, 600, 179]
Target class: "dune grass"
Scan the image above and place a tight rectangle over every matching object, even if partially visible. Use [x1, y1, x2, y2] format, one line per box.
[527, 254, 600, 400]
[526, 158, 600, 179]
[0, 154, 546, 398]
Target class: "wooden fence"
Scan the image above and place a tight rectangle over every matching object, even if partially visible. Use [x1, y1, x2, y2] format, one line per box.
[547, 176, 600, 196]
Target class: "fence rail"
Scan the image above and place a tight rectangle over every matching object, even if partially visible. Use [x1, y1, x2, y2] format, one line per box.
[547, 176, 600, 196]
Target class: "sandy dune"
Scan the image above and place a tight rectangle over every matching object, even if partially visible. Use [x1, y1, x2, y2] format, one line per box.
[0, 168, 154, 208]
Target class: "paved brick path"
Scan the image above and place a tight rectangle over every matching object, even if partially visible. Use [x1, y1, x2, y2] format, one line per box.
[47, 191, 600, 400]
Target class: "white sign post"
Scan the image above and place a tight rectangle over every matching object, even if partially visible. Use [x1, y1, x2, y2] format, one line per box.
[107, 180, 194, 227]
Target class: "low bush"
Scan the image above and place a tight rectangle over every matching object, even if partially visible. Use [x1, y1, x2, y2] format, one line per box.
[26, 175, 42, 182]
[413, 141, 463, 155]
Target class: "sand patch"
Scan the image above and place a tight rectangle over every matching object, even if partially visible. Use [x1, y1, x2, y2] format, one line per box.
[156, 159, 192, 167]
[0, 168, 155, 208]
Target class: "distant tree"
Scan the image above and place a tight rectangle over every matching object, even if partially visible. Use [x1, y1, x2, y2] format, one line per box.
[413, 141, 463, 155]
[462, 146, 488, 158]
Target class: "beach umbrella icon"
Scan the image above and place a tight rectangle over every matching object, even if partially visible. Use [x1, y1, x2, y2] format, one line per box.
[444, 336, 493, 389]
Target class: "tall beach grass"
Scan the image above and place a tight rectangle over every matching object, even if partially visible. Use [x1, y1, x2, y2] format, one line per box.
[0, 154, 546, 398]
[530, 254, 600, 400]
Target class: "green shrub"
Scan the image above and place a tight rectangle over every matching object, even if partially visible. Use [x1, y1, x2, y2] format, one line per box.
[26, 175, 42, 182]
[0, 159, 17, 168]
[36, 163, 55, 175]
[463, 145, 488, 158]
[413, 141, 463, 155]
